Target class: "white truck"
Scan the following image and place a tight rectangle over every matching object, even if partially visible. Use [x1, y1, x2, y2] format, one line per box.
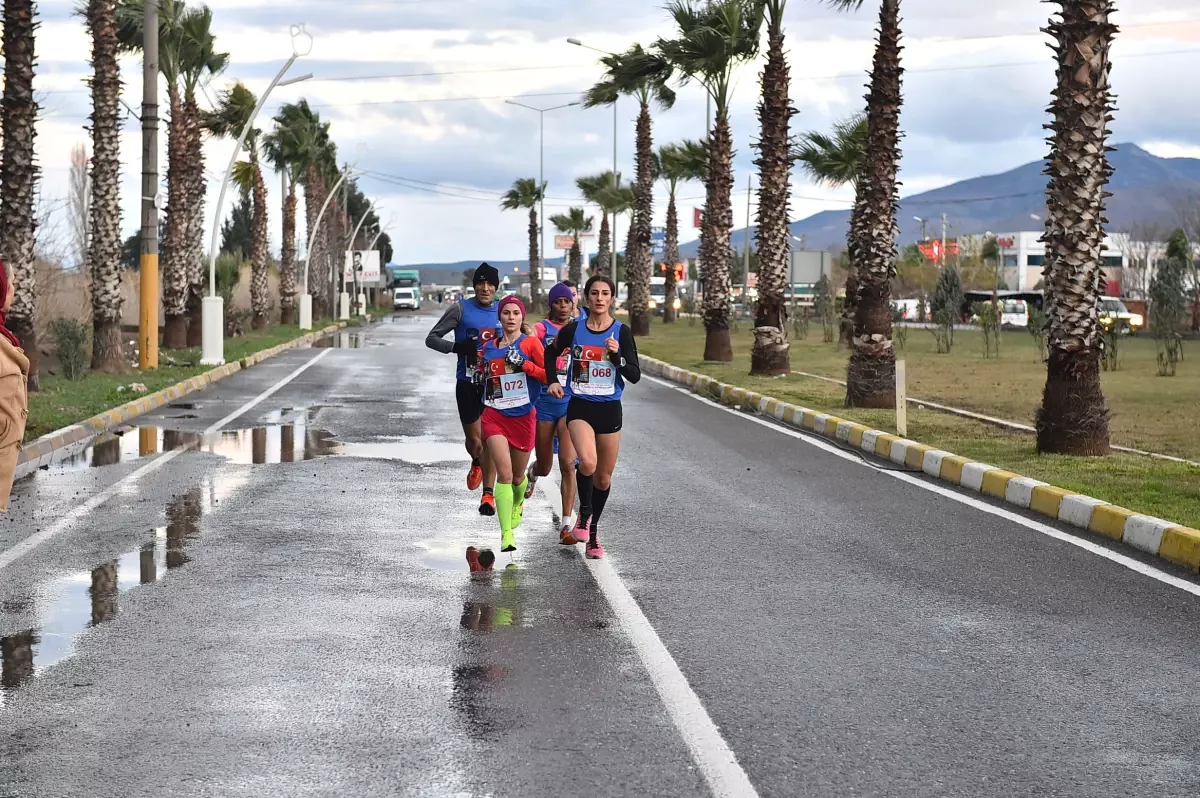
[393, 286, 420, 311]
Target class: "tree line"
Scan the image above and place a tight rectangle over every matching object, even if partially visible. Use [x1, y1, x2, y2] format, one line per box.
[503, 0, 1122, 457]
[0, 0, 390, 391]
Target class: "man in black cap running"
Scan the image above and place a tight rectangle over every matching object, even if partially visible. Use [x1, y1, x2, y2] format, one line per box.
[426, 263, 502, 514]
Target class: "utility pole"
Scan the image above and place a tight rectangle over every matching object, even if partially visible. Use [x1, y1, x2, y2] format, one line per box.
[138, 0, 159, 369]
[743, 172, 752, 282]
[941, 212, 948, 270]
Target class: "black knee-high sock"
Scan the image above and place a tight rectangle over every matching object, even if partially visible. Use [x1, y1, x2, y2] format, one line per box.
[576, 465, 594, 522]
[590, 487, 611, 540]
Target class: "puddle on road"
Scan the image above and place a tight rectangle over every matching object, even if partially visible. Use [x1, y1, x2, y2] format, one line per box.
[314, 333, 363, 349]
[333, 436, 470, 464]
[0, 490, 204, 704]
[38, 411, 471, 477]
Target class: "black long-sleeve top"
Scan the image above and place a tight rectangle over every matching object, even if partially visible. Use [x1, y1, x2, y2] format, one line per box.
[544, 318, 641, 387]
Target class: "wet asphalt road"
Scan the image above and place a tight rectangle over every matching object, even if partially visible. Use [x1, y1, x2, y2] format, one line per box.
[3, 313, 1200, 797]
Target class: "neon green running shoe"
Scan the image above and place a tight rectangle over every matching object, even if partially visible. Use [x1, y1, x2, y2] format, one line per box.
[510, 500, 525, 531]
[500, 528, 516, 553]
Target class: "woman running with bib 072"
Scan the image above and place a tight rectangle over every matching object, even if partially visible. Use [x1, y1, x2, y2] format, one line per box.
[545, 275, 640, 559]
[480, 296, 548, 554]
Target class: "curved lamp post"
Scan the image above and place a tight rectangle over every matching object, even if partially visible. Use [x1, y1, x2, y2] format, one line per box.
[505, 98, 579, 297]
[299, 163, 359, 330]
[567, 37, 619, 281]
[345, 199, 378, 317]
[203, 23, 313, 365]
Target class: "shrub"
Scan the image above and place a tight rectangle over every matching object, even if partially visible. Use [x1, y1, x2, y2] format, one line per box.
[49, 317, 90, 381]
[1027, 304, 1048, 362]
[974, 301, 1001, 358]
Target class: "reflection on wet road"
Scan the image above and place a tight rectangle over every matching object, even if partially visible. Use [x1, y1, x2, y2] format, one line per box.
[0, 489, 202, 706]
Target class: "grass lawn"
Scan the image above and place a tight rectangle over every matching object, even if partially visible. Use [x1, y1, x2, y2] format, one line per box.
[636, 319, 1200, 529]
[26, 320, 337, 442]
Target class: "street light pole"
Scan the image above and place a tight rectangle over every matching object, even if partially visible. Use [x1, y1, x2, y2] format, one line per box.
[300, 165, 358, 330]
[505, 99, 579, 297]
[139, 0, 159, 370]
[203, 24, 312, 364]
[567, 37, 619, 281]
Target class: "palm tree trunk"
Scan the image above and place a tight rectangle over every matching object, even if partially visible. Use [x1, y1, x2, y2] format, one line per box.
[184, 97, 205, 347]
[595, 213, 612, 280]
[280, 178, 297, 325]
[162, 87, 190, 349]
[1, 0, 41, 389]
[1035, 0, 1116, 455]
[249, 163, 269, 329]
[303, 169, 326, 318]
[327, 200, 342, 317]
[622, 217, 637, 288]
[628, 101, 655, 337]
[527, 207, 540, 301]
[86, 0, 127, 373]
[750, 10, 796, 376]
[568, 241, 582, 286]
[700, 106, 735, 362]
[664, 192, 679, 324]
[845, 0, 902, 407]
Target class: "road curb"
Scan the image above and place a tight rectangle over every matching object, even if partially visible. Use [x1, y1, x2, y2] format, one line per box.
[640, 355, 1200, 574]
[15, 322, 347, 480]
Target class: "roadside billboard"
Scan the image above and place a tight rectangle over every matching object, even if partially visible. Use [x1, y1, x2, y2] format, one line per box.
[344, 250, 381, 285]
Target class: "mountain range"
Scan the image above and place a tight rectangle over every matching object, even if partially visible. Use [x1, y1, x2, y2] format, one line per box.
[403, 143, 1200, 282]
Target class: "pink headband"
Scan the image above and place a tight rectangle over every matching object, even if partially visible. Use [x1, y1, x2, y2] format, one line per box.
[497, 295, 526, 316]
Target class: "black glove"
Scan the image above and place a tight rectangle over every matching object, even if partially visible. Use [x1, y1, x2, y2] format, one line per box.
[452, 338, 477, 356]
[505, 347, 526, 369]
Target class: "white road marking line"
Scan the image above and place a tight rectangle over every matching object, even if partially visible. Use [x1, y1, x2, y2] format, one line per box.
[532, 480, 760, 797]
[646, 375, 1200, 599]
[0, 349, 333, 572]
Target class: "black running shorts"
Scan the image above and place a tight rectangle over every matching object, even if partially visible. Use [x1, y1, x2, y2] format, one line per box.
[456, 380, 484, 426]
[566, 397, 623, 435]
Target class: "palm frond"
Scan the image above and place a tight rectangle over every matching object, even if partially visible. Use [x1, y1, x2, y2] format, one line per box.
[500, 177, 544, 211]
[824, 0, 865, 10]
[792, 112, 867, 188]
[231, 160, 256, 194]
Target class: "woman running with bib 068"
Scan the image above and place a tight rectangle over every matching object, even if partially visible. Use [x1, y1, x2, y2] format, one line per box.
[480, 296, 548, 554]
[545, 276, 641, 559]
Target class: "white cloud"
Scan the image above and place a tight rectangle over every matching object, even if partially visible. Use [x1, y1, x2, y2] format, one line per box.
[24, 0, 1200, 265]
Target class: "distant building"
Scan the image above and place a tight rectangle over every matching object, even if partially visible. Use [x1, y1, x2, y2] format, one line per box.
[960, 231, 1153, 295]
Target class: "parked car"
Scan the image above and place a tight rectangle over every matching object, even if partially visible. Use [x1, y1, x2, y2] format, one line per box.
[1099, 297, 1143, 334]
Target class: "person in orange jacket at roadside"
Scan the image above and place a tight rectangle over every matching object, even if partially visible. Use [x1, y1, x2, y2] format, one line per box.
[0, 261, 30, 512]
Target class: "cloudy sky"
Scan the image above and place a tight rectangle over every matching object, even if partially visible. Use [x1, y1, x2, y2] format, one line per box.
[28, 0, 1200, 267]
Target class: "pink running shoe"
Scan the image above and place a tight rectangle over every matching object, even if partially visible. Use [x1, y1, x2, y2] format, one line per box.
[585, 539, 605, 559]
[571, 517, 591, 546]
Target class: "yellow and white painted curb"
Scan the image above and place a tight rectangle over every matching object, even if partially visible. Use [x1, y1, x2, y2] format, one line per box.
[641, 355, 1200, 574]
[15, 323, 348, 480]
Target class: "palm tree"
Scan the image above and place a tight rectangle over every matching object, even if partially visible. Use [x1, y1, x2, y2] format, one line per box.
[602, 182, 637, 282]
[263, 114, 305, 325]
[85, 0, 127, 372]
[181, 7, 227, 345]
[825, 0, 903, 408]
[654, 141, 706, 323]
[550, 208, 594, 285]
[116, 0, 226, 348]
[656, 0, 764, 361]
[584, 45, 676, 336]
[750, 0, 799, 375]
[275, 100, 332, 318]
[500, 178, 546, 301]
[793, 112, 867, 346]
[207, 82, 270, 329]
[576, 171, 621, 279]
[1, 0, 41, 388]
[1034, 0, 1117, 455]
